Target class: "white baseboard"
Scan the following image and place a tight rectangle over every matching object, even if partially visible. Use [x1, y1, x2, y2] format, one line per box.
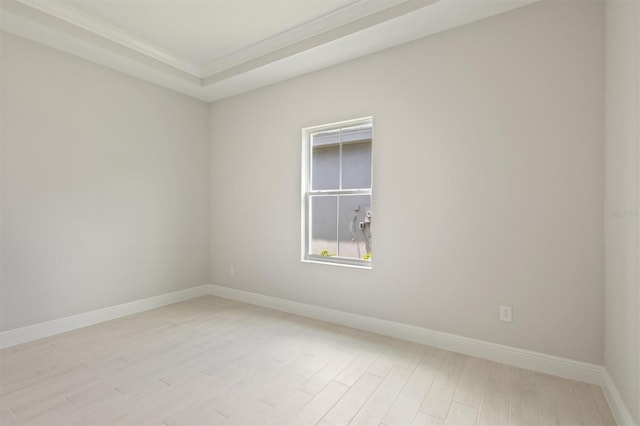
[205, 284, 604, 385]
[0, 284, 210, 349]
[0, 282, 634, 425]
[601, 369, 638, 426]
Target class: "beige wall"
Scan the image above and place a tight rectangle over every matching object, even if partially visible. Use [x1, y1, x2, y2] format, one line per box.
[209, 0, 605, 364]
[605, 0, 640, 422]
[0, 33, 210, 331]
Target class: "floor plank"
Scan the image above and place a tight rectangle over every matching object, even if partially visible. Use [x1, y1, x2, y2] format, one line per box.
[510, 389, 540, 426]
[348, 365, 413, 425]
[413, 411, 446, 425]
[477, 389, 509, 426]
[444, 401, 478, 426]
[317, 373, 381, 425]
[421, 351, 466, 420]
[381, 349, 441, 425]
[288, 381, 349, 425]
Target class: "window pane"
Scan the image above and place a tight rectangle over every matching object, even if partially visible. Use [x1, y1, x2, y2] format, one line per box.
[310, 195, 338, 257]
[337, 194, 372, 260]
[311, 130, 340, 190]
[341, 140, 372, 189]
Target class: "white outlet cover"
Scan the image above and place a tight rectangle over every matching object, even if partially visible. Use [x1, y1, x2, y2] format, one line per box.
[500, 305, 512, 322]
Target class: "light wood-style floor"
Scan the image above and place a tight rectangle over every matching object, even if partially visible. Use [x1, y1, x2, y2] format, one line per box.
[0, 296, 616, 426]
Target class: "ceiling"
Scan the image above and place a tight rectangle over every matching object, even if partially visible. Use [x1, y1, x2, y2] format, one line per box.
[0, 0, 539, 102]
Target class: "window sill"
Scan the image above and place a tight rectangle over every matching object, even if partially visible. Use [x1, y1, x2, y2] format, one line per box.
[301, 258, 372, 270]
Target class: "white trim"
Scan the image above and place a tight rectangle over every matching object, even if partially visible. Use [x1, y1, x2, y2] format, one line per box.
[0, 5, 207, 100]
[300, 259, 372, 269]
[0, 285, 210, 349]
[0, 282, 634, 423]
[602, 369, 639, 426]
[201, 0, 412, 76]
[206, 284, 604, 385]
[14, 0, 202, 77]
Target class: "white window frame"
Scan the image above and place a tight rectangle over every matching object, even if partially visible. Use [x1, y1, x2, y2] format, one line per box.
[301, 116, 373, 269]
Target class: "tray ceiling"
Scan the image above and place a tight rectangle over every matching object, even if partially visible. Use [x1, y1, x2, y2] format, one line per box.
[0, 0, 539, 102]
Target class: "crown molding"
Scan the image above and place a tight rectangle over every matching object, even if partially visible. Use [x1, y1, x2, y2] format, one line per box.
[0, 0, 207, 99]
[1, 0, 541, 102]
[14, 0, 202, 77]
[201, 0, 414, 76]
[202, 0, 438, 86]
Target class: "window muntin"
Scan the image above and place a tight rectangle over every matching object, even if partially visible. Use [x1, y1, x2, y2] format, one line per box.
[302, 117, 372, 267]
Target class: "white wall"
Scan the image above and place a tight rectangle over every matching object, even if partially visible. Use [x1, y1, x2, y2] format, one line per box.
[0, 33, 210, 331]
[209, 0, 605, 364]
[605, 0, 640, 423]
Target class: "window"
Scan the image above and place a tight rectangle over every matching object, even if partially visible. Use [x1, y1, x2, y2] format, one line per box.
[301, 117, 373, 268]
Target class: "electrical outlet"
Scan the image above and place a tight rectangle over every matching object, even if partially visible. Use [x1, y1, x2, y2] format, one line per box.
[500, 305, 512, 322]
[229, 265, 235, 276]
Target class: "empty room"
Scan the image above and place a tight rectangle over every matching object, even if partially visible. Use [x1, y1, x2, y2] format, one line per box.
[1, 0, 638, 425]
